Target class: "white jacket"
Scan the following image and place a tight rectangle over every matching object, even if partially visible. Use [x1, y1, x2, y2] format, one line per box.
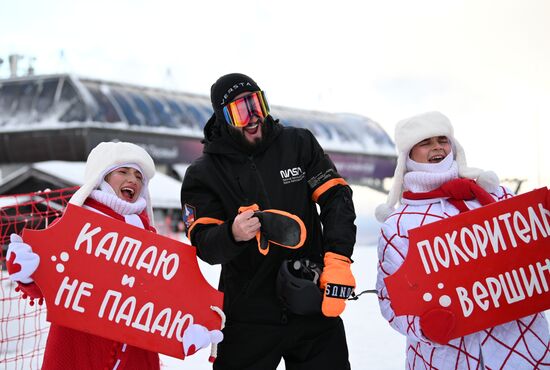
[376, 185, 550, 369]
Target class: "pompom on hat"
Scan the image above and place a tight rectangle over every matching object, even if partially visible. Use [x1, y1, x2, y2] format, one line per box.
[375, 111, 499, 222]
[69, 142, 156, 222]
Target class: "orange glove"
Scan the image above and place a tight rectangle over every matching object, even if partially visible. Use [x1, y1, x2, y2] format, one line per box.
[319, 252, 355, 317]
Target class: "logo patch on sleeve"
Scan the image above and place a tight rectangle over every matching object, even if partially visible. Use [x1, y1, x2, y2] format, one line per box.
[182, 204, 196, 231]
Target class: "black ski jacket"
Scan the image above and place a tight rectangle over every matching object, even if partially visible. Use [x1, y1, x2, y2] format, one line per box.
[180, 115, 356, 324]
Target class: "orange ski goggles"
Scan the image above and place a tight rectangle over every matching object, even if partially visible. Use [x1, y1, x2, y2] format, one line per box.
[222, 91, 270, 127]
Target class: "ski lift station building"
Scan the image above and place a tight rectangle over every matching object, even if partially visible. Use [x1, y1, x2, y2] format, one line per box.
[0, 74, 396, 209]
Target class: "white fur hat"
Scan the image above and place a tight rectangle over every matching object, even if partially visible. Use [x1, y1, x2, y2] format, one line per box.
[69, 142, 156, 222]
[375, 111, 499, 222]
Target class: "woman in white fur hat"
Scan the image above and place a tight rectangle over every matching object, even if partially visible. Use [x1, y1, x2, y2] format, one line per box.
[6, 142, 222, 369]
[375, 112, 550, 369]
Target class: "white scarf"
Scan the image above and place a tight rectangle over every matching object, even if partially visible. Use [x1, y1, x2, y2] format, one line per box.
[89, 181, 147, 215]
[403, 152, 458, 193]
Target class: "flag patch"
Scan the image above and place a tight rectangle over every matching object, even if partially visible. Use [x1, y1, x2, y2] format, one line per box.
[183, 203, 196, 231]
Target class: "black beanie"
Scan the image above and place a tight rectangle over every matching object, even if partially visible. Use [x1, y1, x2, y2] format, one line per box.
[210, 73, 261, 119]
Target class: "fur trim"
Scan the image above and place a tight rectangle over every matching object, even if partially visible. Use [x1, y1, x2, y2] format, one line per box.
[69, 142, 156, 223]
[476, 170, 500, 193]
[394, 111, 454, 155]
[375, 204, 394, 222]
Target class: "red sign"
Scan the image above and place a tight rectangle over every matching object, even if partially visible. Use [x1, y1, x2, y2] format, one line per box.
[22, 204, 223, 360]
[385, 187, 550, 340]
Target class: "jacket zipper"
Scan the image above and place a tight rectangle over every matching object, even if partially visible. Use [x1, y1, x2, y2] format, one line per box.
[248, 155, 272, 209]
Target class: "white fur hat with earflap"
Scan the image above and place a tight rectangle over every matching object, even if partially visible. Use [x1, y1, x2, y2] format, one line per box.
[69, 142, 156, 222]
[375, 111, 499, 222]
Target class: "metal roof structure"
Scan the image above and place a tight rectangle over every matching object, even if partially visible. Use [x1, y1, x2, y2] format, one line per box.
[0, 74, 396, 186]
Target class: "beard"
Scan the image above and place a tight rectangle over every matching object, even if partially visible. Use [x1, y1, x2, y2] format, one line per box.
[227, 118, 270, 153]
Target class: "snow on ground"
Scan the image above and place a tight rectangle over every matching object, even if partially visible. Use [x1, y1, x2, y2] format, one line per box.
[159, 245, 405, 370]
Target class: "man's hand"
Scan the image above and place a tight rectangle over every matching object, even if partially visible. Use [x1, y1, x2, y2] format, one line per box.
[232, 209, 261, 242]
[319, 252, 355, 317]
[6, 234, 40, 284]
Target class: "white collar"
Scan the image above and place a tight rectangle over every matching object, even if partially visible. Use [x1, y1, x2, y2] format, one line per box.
[403, 159, 459, 193]
[89, 189, 147, 215]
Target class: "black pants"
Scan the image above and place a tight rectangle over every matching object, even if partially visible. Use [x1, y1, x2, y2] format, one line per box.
[213, 315, 351, 370]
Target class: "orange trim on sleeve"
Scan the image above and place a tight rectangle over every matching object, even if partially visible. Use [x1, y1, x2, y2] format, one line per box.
[311, 178, 348, 203]
[187, 217, 224, 241]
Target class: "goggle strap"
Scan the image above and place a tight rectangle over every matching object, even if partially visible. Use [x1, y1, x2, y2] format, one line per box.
[259, 91, 269, 116]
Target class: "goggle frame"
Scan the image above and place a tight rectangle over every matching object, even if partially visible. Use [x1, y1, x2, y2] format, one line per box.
[222, 91, 270, 127]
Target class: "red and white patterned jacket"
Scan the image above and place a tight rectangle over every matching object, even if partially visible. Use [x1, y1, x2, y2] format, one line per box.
[376, 185, 550, 369]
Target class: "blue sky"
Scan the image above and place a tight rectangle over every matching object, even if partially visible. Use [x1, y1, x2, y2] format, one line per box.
[1, 0, 549, 188]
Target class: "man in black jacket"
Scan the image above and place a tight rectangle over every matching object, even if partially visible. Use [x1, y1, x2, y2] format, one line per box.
[180, 73, 357, 370]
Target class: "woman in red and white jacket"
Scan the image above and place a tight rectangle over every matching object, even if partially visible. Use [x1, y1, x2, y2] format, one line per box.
[375, 112, 550, 369]
[7, 142, 222, 370]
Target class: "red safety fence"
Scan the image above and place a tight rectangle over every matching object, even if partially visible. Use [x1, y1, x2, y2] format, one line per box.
[0, 187, 78, 370]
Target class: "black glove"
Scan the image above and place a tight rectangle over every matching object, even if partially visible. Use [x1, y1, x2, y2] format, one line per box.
[238, 205, 306, 255]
